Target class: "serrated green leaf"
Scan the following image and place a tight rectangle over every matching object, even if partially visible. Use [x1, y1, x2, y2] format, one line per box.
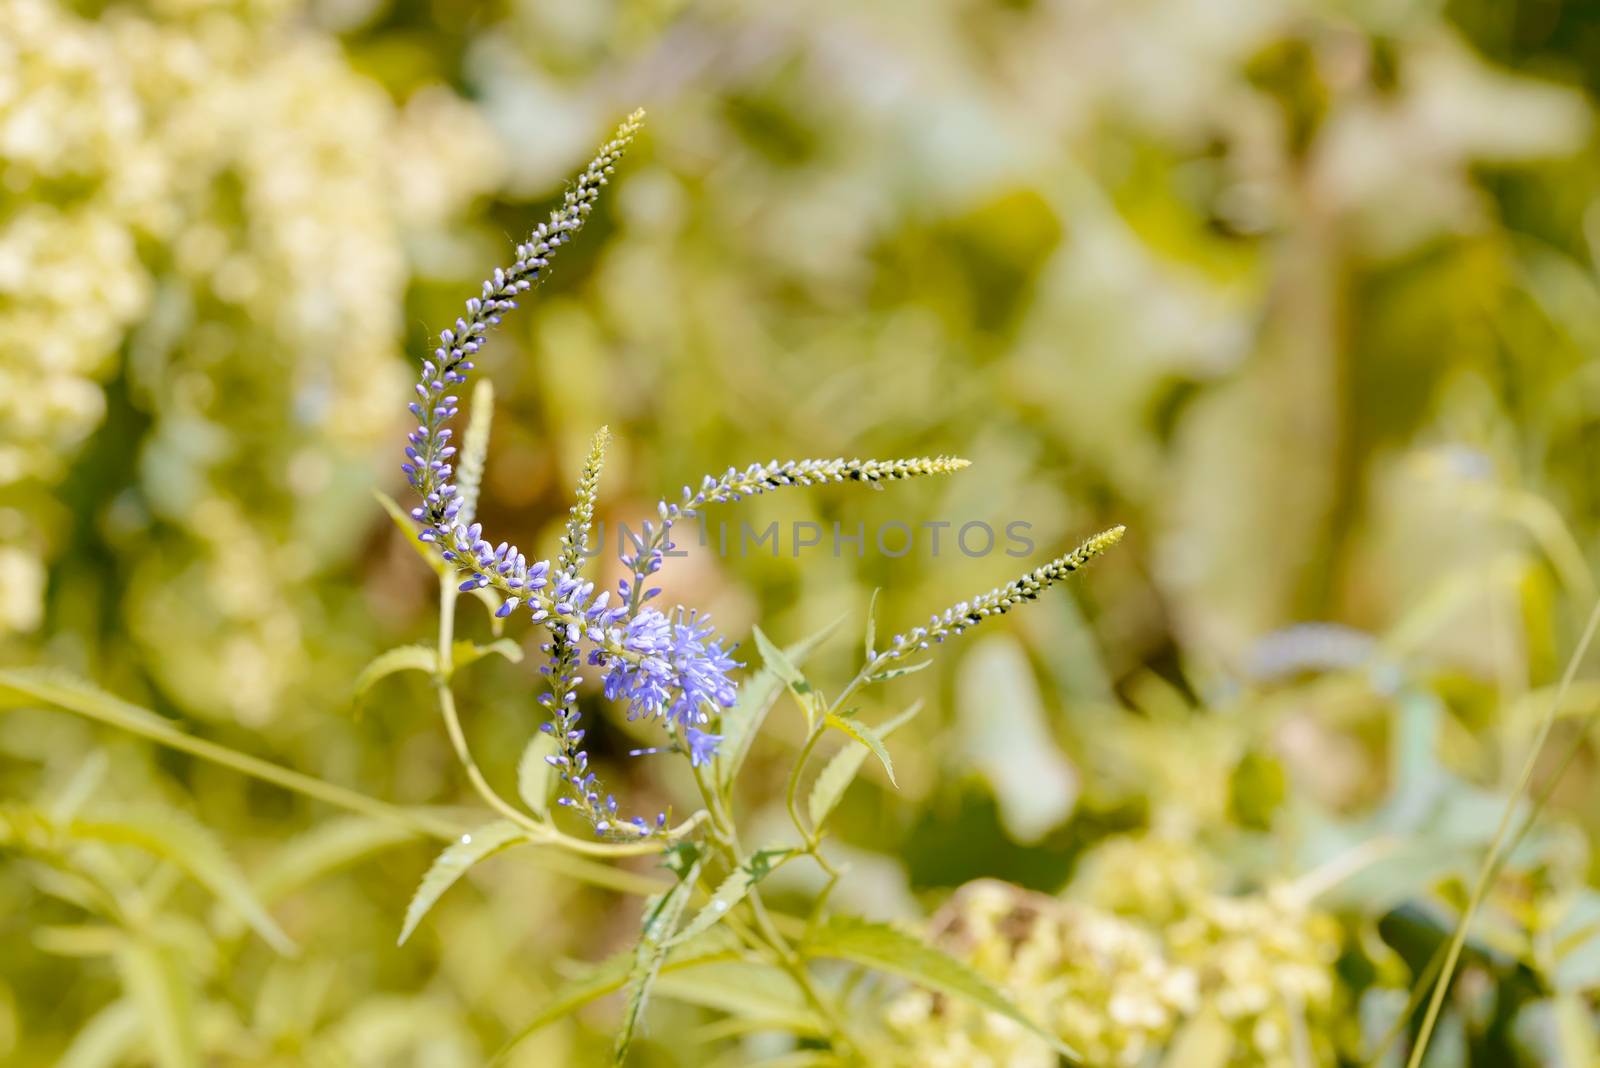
[717, 614, 847, 789]
[671, 850, 792, 948]
[869, 660, 932, 683]
[398, 820, 526, 946]
[353, 645, 436, 704]
[801, 915, 1078, 1062]
[653, 960, 822, 1036]
[753, 624, 831, 731]
[116, 938, 198, 1068]
[71, 811, 296, 956]
[823, 713, 897, 788]
[616, 857, 703, 1064]
[516, 733, 559, 818]
[752, 626, 810, 692]
[491, 929, 742, 1066]
[808, 702, 922, 829]
[451, 637, 524, 671]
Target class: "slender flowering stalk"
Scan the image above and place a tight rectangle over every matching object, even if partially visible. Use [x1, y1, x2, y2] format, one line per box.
[539, 426, 675, 837]
[404, 109, 644, 537]
[558, 427, 610, 575]
[454, 380, 494, 527]
[540, 426, 621, 832]
[783, 525, 1126, 851]
[874, 525, 1125, 669]
[621, 455, 972, 610]
[400, 113, 647, 647]
[397, 111, 722, 838]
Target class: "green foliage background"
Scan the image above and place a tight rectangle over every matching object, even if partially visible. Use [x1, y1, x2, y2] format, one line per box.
[4, 0, 1600, 1064]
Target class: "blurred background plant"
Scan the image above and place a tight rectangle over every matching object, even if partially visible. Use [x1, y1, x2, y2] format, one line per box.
[4, 0, 1600, 1064]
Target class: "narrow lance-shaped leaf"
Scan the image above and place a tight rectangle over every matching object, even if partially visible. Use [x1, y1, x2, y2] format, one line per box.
[450, 638, 524, 672]
[671, 848, 793, 948]
[752, 624, 831, 731]
[718, 613, 847, 788]
[652, 960, 825, 1037]
[0, 669, 168, 728]
[71, 811, 296, 956]
[822, 713, 897, 788]
[869, 660, 932, 684]
[375, 490, 445, 578]
[490, 928, 742, 1066]
[752, 626, 811, 694]
[0, 668, 462, 842]
[809, 701, 922, 829]
[398, 820, 526, 946]
[801, 915, 1080, 1063]
[354, 645, 436, 705]
[616, 856, 703, 1064]
[116, 938, 198, 1068]
[516, 733, 559, 818]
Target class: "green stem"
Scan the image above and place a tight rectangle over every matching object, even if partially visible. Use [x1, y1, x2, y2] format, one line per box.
[1404, 595, 1600, 1068]
[827, 656, 887, 720]
[785, 722, 830, 846]
[686, 757, 862, 1061]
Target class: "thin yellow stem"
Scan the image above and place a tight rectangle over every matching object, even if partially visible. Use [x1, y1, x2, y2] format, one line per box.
[1404, 596, 1600, 1068]
[785, 723, 830, 846]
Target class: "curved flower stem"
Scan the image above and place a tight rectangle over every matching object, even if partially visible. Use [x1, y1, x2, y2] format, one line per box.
[784, 724, 829, 847]
[745, 890, 861, 1060]
[785, 722, 848, 882]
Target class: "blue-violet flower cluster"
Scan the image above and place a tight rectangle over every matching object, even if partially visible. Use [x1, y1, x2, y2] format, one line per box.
[397, 111, 983, 837]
